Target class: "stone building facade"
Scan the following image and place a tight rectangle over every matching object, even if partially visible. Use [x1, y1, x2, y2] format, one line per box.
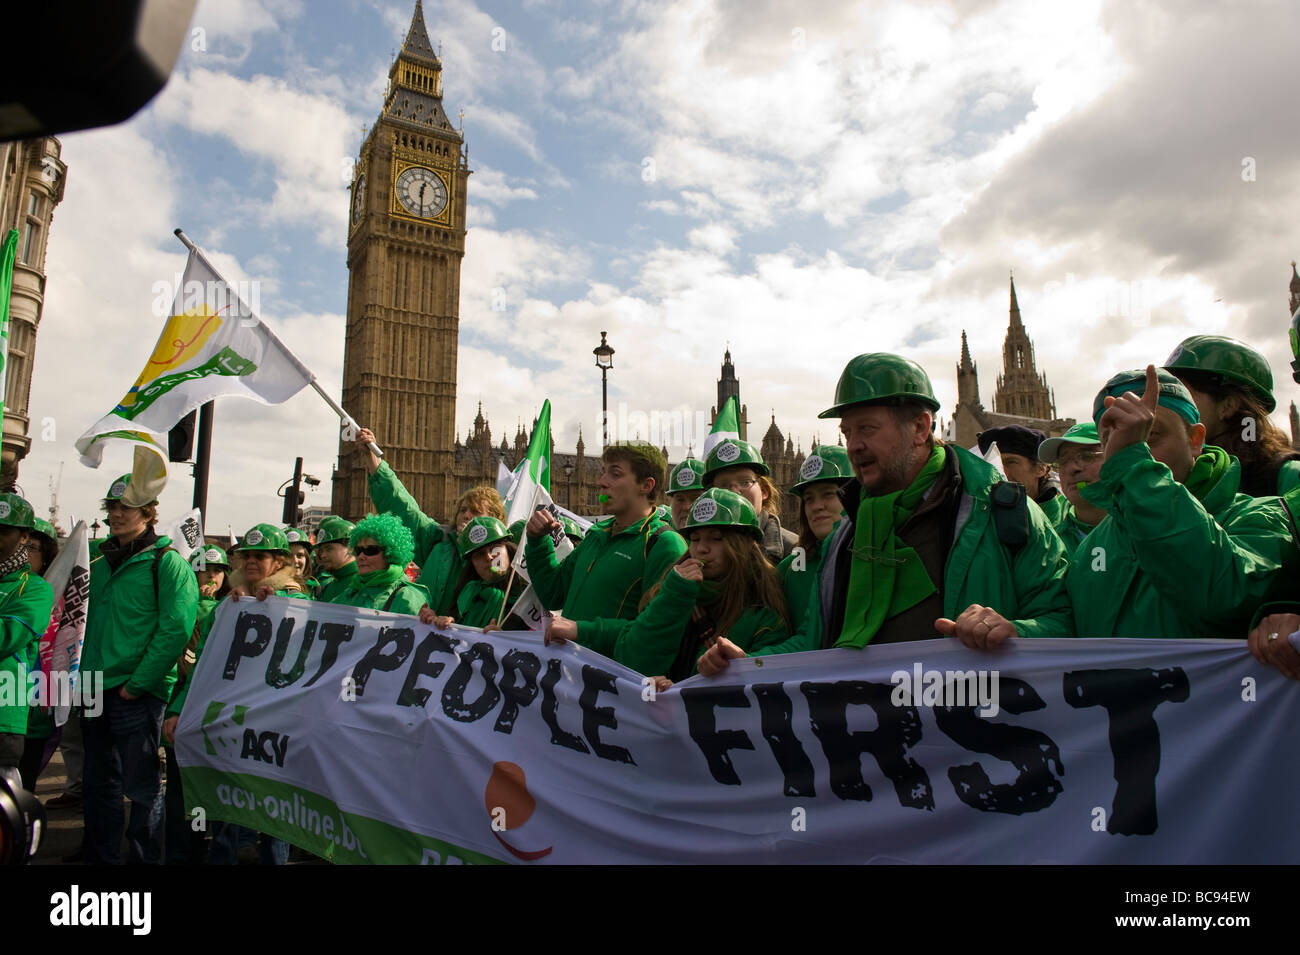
[0, 136, 66, 490]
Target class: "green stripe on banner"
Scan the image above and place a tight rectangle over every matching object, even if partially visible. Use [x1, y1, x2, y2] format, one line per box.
[180, 766, 505, 865]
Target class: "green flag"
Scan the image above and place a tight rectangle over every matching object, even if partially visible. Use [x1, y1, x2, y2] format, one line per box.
[703, 394, 741, 457]
[504, 399, 553, 526]
[0, 229, 18, 424]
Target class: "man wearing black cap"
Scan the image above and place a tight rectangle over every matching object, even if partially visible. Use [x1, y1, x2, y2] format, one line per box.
[978, 425, 1067, 524]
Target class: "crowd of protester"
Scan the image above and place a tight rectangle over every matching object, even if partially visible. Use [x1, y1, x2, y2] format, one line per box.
[4, 332, 1300, 864]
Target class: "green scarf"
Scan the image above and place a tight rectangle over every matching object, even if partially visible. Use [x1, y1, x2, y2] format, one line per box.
[1182, 445, 1231, 503]
[836, 446, 947, 649]
[347, 563, 408, 593]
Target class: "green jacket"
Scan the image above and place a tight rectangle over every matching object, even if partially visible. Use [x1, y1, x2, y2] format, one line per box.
[316, 560, 358, 603]
[328, 568, 429, 616]
[778, 541, 825, 632]
[1051, 504, 1101, 560]
[1037, 491, 1069, 526]
[84, 535, 199, 703]
[0, 568, 54, 735]
[368, 461, 462, 614]
[755, 445, 1072, 655]
[584, 568, 788, 677]
[1067, 443, 1299, 638]
[455, 576, 526, 629]
[525, 509, 688, 648]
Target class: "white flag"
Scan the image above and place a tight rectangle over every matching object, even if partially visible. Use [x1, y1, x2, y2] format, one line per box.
[75, 245, 314, 469]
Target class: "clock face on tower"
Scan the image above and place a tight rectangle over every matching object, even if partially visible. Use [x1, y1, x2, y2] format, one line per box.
[394, 165, 448, 218]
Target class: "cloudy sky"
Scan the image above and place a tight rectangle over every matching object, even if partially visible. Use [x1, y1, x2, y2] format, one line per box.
[20, 0, 1300, 534]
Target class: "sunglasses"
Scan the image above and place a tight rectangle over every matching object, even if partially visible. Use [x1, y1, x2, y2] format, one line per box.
[352, 545, 384, 557]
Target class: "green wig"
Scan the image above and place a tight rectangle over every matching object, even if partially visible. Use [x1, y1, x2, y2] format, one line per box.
[349, 513, 415, 569]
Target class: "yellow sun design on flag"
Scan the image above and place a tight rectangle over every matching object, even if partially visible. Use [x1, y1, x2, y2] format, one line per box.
[117, 308, 223, 410]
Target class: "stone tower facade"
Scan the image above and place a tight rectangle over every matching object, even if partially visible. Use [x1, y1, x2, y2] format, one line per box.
[993, 276, 1057, 420]
[710, 348, 748, 442]
[1, 137, 66, 491]
[949, 275, 1073, 449]
[332, 0, 470, 520]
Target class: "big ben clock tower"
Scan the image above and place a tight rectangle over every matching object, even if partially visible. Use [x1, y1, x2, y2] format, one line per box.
[333, 0, 470, 520]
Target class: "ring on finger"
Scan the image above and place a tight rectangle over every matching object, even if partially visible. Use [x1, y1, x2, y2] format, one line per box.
[1268, 632, 1279, 642]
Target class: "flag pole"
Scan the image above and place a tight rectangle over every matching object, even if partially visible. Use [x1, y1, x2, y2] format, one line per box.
[497, 481, 542, 627]
[172, 229, 383, 459]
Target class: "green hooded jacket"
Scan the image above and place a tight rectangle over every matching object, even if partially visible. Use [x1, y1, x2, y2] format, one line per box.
[754, 445, 1072, 655]
[1037, 491, 1069, 526]
[778, 541, 825, 633]
[583, 567, 788, 677]
[455, 576, 527, 629]
[525, 508, 688, 649]
[1051, 503, 1102, 560]
[328, 565, 428, 616]
[368, 461, 462, 614]
[0, 568, 54, 735]
[84, 535, 199, 702]
[316, 560, 358, 604]
[1067, 443, 1299, 638]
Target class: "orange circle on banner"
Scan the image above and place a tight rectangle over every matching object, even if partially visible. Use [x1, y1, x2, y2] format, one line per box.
[484, 761, 535, 830]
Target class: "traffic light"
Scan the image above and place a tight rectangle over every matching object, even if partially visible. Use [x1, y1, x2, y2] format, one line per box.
[168, 409, 197, 462]
[281, 457, 304, 525]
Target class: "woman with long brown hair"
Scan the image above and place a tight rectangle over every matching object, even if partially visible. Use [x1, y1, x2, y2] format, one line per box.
[1165, 335, 1300, 497]
[548, 488, 791, 682]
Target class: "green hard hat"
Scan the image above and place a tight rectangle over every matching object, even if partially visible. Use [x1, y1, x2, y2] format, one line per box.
[315, 516, 354, 546]
[0, 493, 36, 530]
[790, 444, 853, 495]
[458, 516, 512, 558]
[1037, 422, 1100, 465]
[239, 523, 290, 553]
[667, 458, 706, 495]
[683, 487, 762, 539]
[32, 517, 58, 543]
[103, 474, 133, 502]
[560, 516, 585, 540]
[1164, 334, 1276, 413]
[703, 439, 769, 481]
[283, 526, 310, 547]
[190, 544, 231, 570]
[820, 353, 940, 418]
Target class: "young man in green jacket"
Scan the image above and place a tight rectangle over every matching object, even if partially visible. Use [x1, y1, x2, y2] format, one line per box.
[700, 354, 1072, 674]
[0, 494, 55, 779]
[1063, 366, 1299, 640]
[81, 474, 199, 864]
[354, 427, 503, 614]
[525, 441, 687, 650]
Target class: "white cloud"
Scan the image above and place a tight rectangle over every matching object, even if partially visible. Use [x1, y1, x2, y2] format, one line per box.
[151, 67, 358, 243]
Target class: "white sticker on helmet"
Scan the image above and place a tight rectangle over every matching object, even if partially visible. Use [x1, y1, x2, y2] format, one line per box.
[246, 530, 264, 546]
[468, 524, 489, 545]
[691, 497, 719, 523]
[675, 466, 696, 487]
[800, 455, 824, 480]
[715, 442, 740, 463]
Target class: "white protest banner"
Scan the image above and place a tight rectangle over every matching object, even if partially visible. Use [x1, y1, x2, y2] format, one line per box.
[35, 521, 91, 726]
[174, 598, 1300, 864]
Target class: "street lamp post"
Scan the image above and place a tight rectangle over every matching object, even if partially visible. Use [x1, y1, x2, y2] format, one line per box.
[593, 330, 615, 448]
